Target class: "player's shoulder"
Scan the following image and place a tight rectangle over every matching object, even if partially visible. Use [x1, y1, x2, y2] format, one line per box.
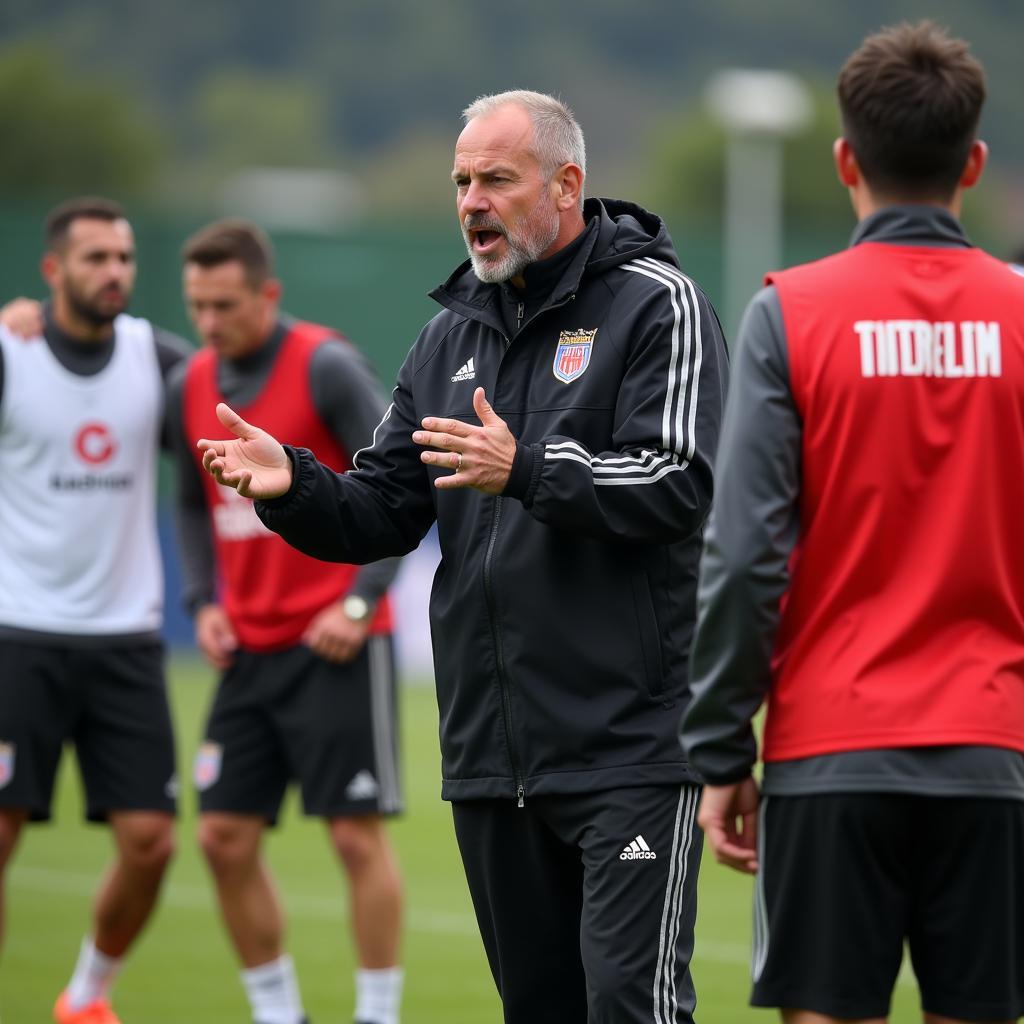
[114, 315, 195, 384]
[308, 332, 368, 370]
[283, 319, 360, 364]
[153, 326, 194, 360]
[113, 314, 190, 354]
[287, 318, 347, 347]
[112, 312, 155, 338]
[164, 353, 191, 399]
[767, 247, 856, 287]
[306, 331, 381, 401]
[975, 250, 1024, 288]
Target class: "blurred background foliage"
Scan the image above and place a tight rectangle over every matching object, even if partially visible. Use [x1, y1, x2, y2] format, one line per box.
[0, 0, 1019, 244]
[646, 83, 856, 235]
[0, 45, 163, 195]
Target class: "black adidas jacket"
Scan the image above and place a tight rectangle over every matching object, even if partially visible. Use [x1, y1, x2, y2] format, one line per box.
[257, 198, 729, 801]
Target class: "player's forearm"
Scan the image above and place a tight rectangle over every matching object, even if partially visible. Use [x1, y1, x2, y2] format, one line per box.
[175, 502, 217, 615]
[349, 557, 402, 604]
[681, 286, 800, 783]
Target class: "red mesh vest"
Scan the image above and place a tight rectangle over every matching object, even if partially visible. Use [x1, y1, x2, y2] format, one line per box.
[763, 242, 1024, 761]
[183, 321, 392, 651]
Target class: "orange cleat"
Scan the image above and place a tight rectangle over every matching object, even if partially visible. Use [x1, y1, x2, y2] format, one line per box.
[53, 991, 122, 1024]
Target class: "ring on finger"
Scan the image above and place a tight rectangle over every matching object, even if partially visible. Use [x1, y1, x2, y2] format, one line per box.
[455, 452, 463, 472]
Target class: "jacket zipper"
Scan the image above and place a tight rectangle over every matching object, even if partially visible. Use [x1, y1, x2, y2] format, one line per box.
[481, 493, 525, 806]
[485, 292, 577, 808]
[516, 301, 524, 333]
[518, 291, 575, 337]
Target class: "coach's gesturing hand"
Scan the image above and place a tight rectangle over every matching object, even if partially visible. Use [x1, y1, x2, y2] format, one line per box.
[198, 402, 293, 499]
[413, 387, 516, 494]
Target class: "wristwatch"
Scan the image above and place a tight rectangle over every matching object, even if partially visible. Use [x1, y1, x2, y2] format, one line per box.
[342, 594, 373, 623]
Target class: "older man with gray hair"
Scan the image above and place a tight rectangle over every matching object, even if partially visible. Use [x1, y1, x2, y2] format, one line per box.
[196, 89, 729, 1024]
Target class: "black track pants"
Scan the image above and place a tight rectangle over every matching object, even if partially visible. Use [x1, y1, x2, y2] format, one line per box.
[452, 784, 702, 1024]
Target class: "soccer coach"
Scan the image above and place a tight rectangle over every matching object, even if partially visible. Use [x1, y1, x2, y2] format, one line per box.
[197, 90, 728, 1024]
[683, 21, 1024, 1024]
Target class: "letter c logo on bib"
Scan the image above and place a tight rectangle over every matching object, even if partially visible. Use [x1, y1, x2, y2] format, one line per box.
[74, 422, 117, 465]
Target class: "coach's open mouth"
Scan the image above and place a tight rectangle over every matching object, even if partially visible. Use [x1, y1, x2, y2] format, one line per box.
[470, 229, 503, 254]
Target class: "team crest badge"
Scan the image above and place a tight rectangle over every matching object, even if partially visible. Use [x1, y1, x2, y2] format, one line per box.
[0, 743, 13, 790]
[193, 742, 223, 791]
[553, 328, 598, 384]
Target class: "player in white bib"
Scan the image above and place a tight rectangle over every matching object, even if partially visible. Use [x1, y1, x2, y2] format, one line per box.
[0, 197, 191, 1024]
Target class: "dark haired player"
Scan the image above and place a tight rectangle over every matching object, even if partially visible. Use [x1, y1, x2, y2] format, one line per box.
[171, 219, 404, 1024]
[684, 21, 1024, 1024]
[0, 197, 191, 1024]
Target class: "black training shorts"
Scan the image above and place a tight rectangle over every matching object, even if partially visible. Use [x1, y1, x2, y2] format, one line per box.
[751, 791, 1024, 1021]
[195, 636, 401, 824]
[0, 638, 177, 822]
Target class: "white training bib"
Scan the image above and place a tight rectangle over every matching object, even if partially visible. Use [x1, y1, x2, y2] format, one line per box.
[0, 315, 163, 634]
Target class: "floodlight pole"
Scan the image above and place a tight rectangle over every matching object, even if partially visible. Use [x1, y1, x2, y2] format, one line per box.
[706, 70, 812, 339]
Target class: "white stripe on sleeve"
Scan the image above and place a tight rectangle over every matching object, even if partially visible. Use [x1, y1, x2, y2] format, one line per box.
[541, 258, 703, 488]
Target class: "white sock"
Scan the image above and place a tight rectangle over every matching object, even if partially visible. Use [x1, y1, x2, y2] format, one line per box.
[241, 954, 305, 1024]
[66, 936, 122, 1010]
[354, 966, 403, 1024]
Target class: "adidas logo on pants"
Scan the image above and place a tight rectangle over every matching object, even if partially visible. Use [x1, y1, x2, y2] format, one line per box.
[620, 834, 658, 860]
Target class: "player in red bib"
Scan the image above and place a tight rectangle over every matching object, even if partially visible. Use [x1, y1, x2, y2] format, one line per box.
[684, 21, 1024, 1024]
[170, 221, 404, 1024]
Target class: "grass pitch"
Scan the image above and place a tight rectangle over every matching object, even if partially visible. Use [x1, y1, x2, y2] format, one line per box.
[2, 655, 923, 1023]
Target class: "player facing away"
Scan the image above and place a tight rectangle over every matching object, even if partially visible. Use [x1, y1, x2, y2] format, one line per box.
[0, 198, 192, 1024]
[194, 91, 728, 1024]
[169, 220, 404, 1024]
[683, 21, 1024, 1024]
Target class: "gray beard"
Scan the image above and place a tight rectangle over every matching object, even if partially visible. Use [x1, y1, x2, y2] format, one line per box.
[464, 211, 559, 284]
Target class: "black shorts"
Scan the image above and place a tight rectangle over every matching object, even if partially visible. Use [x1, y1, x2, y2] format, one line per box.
[452, 784, 702, 1024]
[0, 638, 177, 823]
[195, 636, 401, 824]
[752, 792, 1024, 1021]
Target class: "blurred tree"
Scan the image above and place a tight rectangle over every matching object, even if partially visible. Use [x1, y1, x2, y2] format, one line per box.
[355, 128, 456, 221]
[647, 78, 1001, 253]
[645, 81, 851, 234]
[0, 1, 1017, 243]
[191, 69, 340, 174]
[0, 44, 162, 195]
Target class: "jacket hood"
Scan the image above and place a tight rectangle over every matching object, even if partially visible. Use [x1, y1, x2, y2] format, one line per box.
[586, 197, 679, 275]
[432, 198, 680, 316]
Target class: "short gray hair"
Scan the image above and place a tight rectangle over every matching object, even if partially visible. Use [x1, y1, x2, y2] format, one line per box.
[462, 90, 587, 187]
